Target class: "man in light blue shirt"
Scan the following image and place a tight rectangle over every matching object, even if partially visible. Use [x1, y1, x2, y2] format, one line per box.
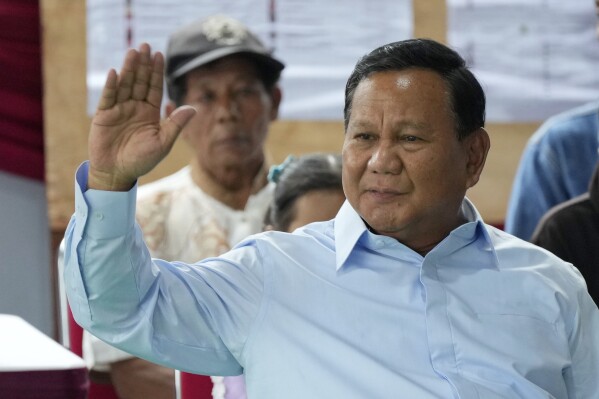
[64, 39, 599, 398]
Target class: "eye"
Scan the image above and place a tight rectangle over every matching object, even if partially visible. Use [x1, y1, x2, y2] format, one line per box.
[234, 84, 261, 99]
[354, 132, 376, 141]
[399, 134, 426, 151]
[238, 87, 258, 95]
[403, 135, 419, 142]
[192, 91, 216, 104]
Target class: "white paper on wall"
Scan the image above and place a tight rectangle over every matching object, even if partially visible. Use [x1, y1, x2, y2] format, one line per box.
[447, 0, 599, 122]
[86, 0, 413, 120]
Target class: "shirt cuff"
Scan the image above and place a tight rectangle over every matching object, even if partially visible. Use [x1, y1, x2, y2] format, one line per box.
[74, 161, 138, 239]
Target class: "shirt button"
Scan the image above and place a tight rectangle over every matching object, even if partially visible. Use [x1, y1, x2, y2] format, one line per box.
[95, 212, 104, 221]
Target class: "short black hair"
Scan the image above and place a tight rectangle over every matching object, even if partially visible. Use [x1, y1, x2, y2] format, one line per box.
[266, 153, 343, 232]
[344, 38, 485, 140]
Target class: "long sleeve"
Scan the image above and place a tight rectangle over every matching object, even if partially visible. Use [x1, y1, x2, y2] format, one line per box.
[63, 162, 264, 376]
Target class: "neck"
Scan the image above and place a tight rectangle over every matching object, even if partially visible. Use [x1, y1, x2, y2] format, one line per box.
[409, 214, 468, 256]
[367, 211, 468, 256]
[189, 158, 268, 210]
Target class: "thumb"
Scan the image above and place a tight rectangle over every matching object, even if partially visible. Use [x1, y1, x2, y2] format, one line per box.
[161, 105, 197, 146]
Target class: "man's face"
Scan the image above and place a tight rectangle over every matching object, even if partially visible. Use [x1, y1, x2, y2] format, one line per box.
[178, 55, 280, 188]
[342, 68, 486, 251]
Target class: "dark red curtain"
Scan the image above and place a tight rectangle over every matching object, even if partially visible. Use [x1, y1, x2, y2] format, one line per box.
[0, 0, 44, 181]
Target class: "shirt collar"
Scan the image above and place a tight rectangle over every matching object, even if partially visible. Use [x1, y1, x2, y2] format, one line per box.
[334, 197, 499, 271]
[443, 198, 499, 269]
[334, 201, 369, 270]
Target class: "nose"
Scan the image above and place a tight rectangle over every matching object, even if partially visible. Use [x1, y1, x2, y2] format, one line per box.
[367, 139, 402, 175]
[215, 92, 240, 122]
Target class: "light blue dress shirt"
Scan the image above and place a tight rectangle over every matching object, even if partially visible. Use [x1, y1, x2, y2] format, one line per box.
[505, 100, 599, 240]
[65, 162, 599, 399]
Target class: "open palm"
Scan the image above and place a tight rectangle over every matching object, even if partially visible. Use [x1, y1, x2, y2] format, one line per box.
[88, 43, 196, 191]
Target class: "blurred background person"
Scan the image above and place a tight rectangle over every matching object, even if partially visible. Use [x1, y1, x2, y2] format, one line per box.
[531, 160, 599, 305]
[505, 102, 599, 240]
[264, 153, 345, 232]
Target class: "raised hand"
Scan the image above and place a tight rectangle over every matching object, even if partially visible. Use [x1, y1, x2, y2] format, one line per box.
[87, 43, 196, 191]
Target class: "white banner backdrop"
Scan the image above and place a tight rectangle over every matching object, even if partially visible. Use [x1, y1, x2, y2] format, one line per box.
[448, 0, 599, 122]
[87, 0, 414, 120]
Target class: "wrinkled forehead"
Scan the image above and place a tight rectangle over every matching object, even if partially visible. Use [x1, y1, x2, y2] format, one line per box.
[351, 69, 451, 110]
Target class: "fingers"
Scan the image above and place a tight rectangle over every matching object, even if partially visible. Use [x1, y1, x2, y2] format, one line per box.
[146, 52, 165, 109]
[97, 69, 118, 110]
[113, 43, 163, 107]
[116, 48, 139, 103]
[131, 43, 153, 101]
[161, 105, 197, 147]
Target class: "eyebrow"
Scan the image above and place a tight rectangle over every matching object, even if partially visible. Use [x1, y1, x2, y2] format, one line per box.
[347, 120, 430, 132]
[346, 121, 373, 131]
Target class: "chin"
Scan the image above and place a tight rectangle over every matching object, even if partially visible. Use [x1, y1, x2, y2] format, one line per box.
[370, 222, 404, 235]
[362, 211, 403, 233]
[216, 152, 252, 166]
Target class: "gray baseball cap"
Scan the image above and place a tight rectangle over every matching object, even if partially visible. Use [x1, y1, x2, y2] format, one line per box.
[165, 15, 285, 99]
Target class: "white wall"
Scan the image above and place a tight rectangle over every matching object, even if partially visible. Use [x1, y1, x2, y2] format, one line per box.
[0, 170, 53, 336]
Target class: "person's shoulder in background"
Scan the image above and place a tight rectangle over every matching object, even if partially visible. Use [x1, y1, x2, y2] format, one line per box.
[505, 100, 599, 240]
[527, 100, 599, 151]
[137, 166, 192, 200]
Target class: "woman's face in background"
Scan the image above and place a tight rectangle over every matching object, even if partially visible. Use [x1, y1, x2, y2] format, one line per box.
[286, 189, 346, 232]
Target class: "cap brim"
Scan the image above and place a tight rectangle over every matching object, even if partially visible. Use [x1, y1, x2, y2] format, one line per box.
[170, 46, 285, 81]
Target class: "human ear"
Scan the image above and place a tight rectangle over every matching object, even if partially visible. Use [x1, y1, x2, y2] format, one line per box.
[269, 86, 282, 121]
[464, 127, 490, 189]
